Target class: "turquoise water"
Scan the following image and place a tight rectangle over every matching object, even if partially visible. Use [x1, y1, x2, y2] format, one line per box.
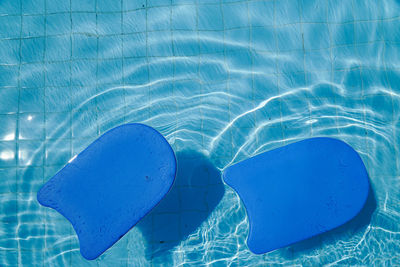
[0, 0, 399, 265]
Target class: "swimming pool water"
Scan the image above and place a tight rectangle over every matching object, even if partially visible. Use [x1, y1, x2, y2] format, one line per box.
[0, 0, 399, 265]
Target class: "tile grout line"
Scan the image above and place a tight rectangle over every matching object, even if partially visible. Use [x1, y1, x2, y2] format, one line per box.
[42, 0, 48, 265]
[15, 0, 23, 265]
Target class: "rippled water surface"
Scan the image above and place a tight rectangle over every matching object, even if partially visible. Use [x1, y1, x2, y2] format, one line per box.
[1, 0, 400, 266]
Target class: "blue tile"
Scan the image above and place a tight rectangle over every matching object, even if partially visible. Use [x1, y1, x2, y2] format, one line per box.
[123, 33, 147, 57]
[21, 37, 45, 63]
[97, 59, 123, 84]
[22, 15, 45, 37]
[300, 0, 327, 23]
[339, 69, 363, 97]
[327, 0, 354, 23]
[71, 13, 97, 35]
[45, 62, 70, 86]
[256, 126, 284, 148]
[46, 13, 71, 35]
[123, 0, 145, 10]
[251, 27, 276, 52]
[252, 53, 276, 74]
[173, 31, 200, 56]
[330, 23, 354, 46]
[0, 114, 16, 141]
[0, 141, 16, 167]
[174, 58, 198, 78]
[227, 49, 252, 70]
[147, 31, 172, 57]
[303, 23, 330, 50]
[17, 225, 45, 251]
[280, 72, 307, 91]
[0, 39, 19, 65]
[147, 0, 167, 7]
[46, 36, 71, 61]
[355, 43, 382, 66]
[386, 69, 400, 93]
[199, 53, 227, 81]
[382, 20, 400, 43]
[172, 5, 196, 30]
[364, 94, 394, 124]
[0, 193, 17, 221]
[0, 168, 16, 193]
[20, 63, 45, 88]
[275, 0, 300, 25]
[198, 4, 223, 31]
[180, 187, 208, 212]
[45, 112, 71, 139]
[72, 138, 92, 155]
[123, 9, 146, 34]
[96, 86, 124, 111]
[98, 36, 123, 59]
[223, 2, 248, 29]
[365, 129, 397, 177]
[355, 22, 382, 44]
[0, 0, 21, 15]
[70, 86, 97, 109]
[45, 87, 71, 112]
[248, 1, 274, 27]
[278, 50, 306, 73]
[152, 213, 180, 242]
[276, 24, 303, 51]
[123, 58, 148, 84]
[230, 100, 256, 129]
[17, 167, 44, 193]
[226, 27, 249, 44]
[361, 68, 390, 96]
[71, 0, 95, 12]
[172, 0, 195, 4]
[98, 108, 126, 133]
[353, 0, 380, 21]
[230, 78, 253, 102]
[149, 81, 173, 100]
[174, 80, 202, 97]
[19, 113, 45, 140]
[45, 139, 71, 166]
[46, 0, 70, 13]
[72, 107, 98, 138]
[304, 51, 331, 72]
[384, 43, 400, 69]
[0, 16, 20, 38]
[152, 189, 180, 213]
[19, 88, 44, 113]
[331, 45, 356, 70]
[381, 0, 400, 20]
[148, 6, 171, 31]
[98, 13, 122, 35]
[310, 82, 339, 98]
[253, 74, 279, 100]
[199, 31, 224, 54]
[0, 88, 18, 113]
[22, 0, 44, 14]
[97, 0, 121, 12]
[71, 60, 97, 86]
[148, 60, 173, 81]
[18, 140, 44, 166]
[72, 35, 97, 59]
[0, 65, 18, 87]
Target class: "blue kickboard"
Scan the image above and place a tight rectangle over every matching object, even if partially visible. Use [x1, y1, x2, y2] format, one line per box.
[37, 123, 176, 260]
[223, 137, 369, 254]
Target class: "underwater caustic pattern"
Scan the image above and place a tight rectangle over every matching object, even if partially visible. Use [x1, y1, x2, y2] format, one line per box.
[0, 0, 399, 266]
